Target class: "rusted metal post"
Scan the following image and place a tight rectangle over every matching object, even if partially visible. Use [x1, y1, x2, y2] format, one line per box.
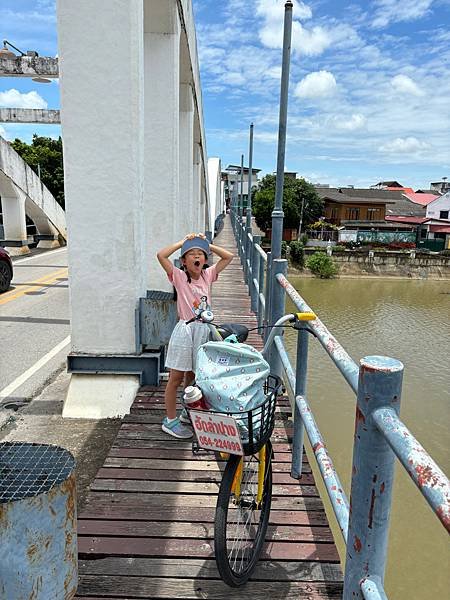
[0, 442, 78, 599]
[291, 321, 308, 479]
[268, 259, 287, 377]
[251, 234, 261, 313]
[343, 356, 404, 599]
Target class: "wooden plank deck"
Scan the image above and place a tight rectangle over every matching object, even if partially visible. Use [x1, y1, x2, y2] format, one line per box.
[75, 216, 343, 599]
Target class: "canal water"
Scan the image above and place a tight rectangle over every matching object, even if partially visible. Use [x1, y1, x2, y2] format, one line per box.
[284, 277, 449, 599]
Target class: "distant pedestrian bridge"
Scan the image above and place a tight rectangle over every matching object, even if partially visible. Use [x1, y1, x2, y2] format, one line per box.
[0, 135, 66, 254]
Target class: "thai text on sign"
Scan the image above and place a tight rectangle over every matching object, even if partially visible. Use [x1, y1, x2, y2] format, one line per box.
[190, 410, 243, 456]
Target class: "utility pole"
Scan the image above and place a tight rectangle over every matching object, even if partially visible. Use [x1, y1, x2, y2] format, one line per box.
[246, 123, 254, 232]
[239, 153, 244, 220]
[271, 1, 293, 260]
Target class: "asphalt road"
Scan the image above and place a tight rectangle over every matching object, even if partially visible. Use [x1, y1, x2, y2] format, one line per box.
[0, 247, 70, 409]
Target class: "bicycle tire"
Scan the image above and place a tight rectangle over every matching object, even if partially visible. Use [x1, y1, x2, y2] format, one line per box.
[214, 441, 273, 586]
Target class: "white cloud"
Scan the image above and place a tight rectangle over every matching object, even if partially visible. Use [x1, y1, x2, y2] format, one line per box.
[257, 0, 333, 57]
[256, 0, 312, 22]
[294, 71, 337, 99]
[257, 1, 362, 57]
[372, 0, 435, 28]
[379, 137, 430, 154]
[0, 89, 47, 109]
[291, 22, 334, 56]
[391, 74, 424, 96]
[332, 114, 367, 131]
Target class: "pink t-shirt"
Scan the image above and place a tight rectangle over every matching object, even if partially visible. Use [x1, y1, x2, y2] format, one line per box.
[168, 264, 218, 320]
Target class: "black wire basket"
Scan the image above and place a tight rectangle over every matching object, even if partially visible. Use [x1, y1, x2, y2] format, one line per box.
[190, 374, 282, 456]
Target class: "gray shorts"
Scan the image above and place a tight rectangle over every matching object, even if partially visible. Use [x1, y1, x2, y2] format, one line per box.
[165, 320, 211, 372]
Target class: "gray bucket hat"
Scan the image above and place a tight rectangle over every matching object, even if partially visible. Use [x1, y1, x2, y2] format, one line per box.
[180, 236, 210, 258]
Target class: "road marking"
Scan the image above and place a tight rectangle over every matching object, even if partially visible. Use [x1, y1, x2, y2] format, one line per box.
[0, 336, 71, 400]
[0, 268, 68, 306]
[13, 247, 67, 265]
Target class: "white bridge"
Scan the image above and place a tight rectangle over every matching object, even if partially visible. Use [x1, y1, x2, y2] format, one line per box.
[0, 135, 66, 253]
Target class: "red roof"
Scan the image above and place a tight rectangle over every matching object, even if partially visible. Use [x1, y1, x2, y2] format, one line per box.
[429, 224, 450, 233]
[387, 186, 414, 194]
[404, 192, 439, 206]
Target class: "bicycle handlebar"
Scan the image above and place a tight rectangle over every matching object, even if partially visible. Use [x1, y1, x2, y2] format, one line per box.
[188, 310, 317, 356]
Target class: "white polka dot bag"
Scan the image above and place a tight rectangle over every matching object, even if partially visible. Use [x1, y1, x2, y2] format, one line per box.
[195, 341, 270, 413]
[195, 341, 281, 452]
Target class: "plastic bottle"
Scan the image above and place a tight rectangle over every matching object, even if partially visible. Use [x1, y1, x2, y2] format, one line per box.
[183, 385, 209, 410]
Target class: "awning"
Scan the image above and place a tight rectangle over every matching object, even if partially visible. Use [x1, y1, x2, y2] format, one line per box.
[429, 224, 450, 233]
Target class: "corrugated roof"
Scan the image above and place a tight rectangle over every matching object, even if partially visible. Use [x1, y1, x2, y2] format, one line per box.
[385, 197, 426, 217]
[318, 188, 396, 204]
[341, 220, 415, 229]
[344, 188, 404, 200]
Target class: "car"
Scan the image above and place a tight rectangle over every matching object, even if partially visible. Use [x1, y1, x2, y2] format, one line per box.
[0, 246, 13, 293]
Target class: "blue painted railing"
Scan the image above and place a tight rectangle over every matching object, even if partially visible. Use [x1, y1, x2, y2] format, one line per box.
[229, 207, 450, 600]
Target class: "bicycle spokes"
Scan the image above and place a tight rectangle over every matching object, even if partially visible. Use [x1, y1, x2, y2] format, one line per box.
[215, 443, 273, 585]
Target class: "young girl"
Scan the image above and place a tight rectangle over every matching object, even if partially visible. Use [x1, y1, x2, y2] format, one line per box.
[157, 233, 234, 438]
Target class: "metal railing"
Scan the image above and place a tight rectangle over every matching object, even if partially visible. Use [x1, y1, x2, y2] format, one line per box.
[230, 206, 450, 599]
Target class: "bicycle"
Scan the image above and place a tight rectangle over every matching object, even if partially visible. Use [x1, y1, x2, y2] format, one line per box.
[184, 309, 315, 586]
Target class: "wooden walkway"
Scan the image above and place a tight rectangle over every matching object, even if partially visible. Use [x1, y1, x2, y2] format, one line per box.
[75, 216, 343, 599]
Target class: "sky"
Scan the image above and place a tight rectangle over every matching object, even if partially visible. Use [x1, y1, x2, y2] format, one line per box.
[1, 0, 449, 189]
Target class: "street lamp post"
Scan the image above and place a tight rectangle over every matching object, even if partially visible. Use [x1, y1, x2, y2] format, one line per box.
[271, 1, 293, 260]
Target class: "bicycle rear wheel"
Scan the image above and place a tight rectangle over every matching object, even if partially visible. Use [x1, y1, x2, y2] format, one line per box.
[214, 441, 273, 586]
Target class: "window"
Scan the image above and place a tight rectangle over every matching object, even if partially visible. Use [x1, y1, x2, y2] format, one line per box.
[345, 207, 360, 220]
[439, 210, 449, 219]
[367, 207, 381, 220]
[330, 207, 338, 220]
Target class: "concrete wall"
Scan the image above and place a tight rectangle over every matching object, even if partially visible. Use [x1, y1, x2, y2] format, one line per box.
[58, 0, 146, 355]
[57, 0, 210, 416]
[0, 108, 61, 124]
[0, 56, 58, 78]
[299, 250, 450, 279]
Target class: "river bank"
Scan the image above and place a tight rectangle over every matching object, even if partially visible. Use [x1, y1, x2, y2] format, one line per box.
[287, 248, 450, 279]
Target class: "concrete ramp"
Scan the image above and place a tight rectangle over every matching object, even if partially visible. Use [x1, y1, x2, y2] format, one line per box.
[0, 135, 66, 252]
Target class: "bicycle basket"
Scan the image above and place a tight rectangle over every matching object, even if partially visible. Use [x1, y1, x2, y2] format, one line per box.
[209, 374, 282, 455]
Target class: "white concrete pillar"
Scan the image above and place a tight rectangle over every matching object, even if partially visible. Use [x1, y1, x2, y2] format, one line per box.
[193, 143, 202, 232]
[179, 83, 194, 235]
[1, 190, 30, 255]
[143, 0, 181, 292]
[57, 0, 145, 417]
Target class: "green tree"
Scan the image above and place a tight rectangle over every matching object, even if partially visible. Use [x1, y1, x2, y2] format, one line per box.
[252, 174, 323, 232]
[11, 135, 65, 209]
[306, 252, 338, 278]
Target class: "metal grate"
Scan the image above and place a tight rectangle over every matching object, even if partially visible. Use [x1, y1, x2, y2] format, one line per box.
[0, 442, 75, 503]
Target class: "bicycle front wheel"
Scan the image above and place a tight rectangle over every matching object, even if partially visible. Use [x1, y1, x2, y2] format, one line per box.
[214, 441, 273, 586]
